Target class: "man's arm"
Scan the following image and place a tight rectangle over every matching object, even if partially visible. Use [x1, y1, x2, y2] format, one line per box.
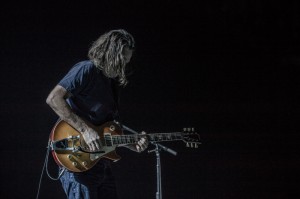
[46, 85, 101, 151]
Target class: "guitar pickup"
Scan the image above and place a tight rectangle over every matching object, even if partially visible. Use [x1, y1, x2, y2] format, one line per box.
[67, 135, 80, 139]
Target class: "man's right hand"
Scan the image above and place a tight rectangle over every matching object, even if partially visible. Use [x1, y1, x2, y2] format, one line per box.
[81, 128, 102, 152]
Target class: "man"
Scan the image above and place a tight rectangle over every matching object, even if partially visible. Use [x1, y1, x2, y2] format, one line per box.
[46, 29, 148, 199]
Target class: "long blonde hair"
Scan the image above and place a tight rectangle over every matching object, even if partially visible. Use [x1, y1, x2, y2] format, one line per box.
[88, 29, 135, 86]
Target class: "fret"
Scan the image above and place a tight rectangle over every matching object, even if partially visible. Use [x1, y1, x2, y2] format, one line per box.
[104, 134, 113, 146]
[149, 134, 155, 141]
[131, 136, 137, 143]
[166, 134, 172, 140]
[112, 135, 137, 145]
[110, 132, 183, 146]
[148, 132, 182, 142]
[114, 136, 123, 145]
[112, 137, 118, 145]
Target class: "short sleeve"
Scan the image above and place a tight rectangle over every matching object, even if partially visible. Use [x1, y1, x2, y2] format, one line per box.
[58, 61, 95, 95]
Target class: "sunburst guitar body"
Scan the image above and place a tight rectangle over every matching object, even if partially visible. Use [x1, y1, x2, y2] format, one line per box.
[49, 120, 122, 172]
[49, 120, 200, 172]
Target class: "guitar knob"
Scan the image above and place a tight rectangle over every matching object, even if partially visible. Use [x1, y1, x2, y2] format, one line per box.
[191, 127, 194, 132]
[72, 162, 78, 166]
[110, 125, 115, 131]
[183, 128, 187, 132]
[82, 161, 87, 166]
[67, 154, 72, 159]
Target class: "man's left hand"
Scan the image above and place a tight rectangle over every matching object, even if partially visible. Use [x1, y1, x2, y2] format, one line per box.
[135, 131, 148, 153]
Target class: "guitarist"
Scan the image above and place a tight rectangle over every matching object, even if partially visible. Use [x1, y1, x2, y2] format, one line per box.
[46, 29, 148, 199]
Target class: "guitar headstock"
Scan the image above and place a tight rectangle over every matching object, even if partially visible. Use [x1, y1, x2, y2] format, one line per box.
[182, 127, 201, 148]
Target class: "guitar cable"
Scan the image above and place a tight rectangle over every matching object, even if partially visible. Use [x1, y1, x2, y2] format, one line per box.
[35, 140, 66, 199]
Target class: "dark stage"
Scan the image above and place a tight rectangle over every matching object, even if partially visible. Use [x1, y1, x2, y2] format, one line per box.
[0, 1, 298, 199]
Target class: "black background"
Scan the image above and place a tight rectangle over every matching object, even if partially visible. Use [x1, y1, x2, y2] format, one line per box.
[0, 1, 299, 199]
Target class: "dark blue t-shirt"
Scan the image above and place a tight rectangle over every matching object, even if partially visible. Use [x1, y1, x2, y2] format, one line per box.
[58, 60, 119, 125]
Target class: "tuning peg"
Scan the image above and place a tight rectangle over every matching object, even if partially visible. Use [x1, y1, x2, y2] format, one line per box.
[191, 127, 194, 132]
[187, 128, 191, 132]
[195, 143, 198, 148]
[183, 128, 187, 132]
[186, 142, 190, 147]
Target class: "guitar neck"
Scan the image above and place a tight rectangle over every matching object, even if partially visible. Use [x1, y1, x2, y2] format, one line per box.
[104, 132, 183, 146]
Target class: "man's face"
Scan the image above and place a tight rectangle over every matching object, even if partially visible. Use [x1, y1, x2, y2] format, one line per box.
[122, 46, 133, 64]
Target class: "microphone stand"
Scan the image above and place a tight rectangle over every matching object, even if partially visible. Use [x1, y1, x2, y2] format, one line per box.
[121, 123, 177, 199]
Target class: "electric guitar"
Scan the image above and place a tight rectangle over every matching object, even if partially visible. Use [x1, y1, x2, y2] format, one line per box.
[49, 120, 201, 172]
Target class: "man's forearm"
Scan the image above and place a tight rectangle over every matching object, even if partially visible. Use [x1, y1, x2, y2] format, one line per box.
[50, 100, 89, 134]
[46, 86, 89, 135]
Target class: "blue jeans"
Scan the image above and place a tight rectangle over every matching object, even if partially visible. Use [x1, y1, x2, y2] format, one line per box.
[60, 160, 118, 199]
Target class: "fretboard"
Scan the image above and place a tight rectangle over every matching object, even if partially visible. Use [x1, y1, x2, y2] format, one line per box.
[104, 132, 183, 146]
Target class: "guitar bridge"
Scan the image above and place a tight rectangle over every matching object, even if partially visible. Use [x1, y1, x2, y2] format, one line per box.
[90, 153, 102, 161]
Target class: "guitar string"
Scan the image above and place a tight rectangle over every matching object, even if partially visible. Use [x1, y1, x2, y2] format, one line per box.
[103, 133, 184, 145]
